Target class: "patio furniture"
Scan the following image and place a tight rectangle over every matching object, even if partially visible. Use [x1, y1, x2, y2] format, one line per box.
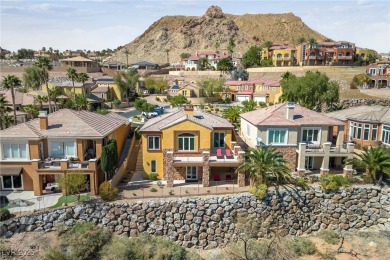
[225, 149, 232, 157]
[226, 174, 233, 182]
[213, 173, 221, 181]
[216, 148, 222, 157]
[45, 182, 59, 192]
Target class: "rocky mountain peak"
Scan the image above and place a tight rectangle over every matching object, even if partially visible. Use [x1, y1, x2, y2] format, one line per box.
[204, 5, 224, 19]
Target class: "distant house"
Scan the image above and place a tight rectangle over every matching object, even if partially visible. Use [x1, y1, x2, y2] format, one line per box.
[184, 52, 231, 71]
[95, 77, 129, 101]
[366, 62, 389, 88]
[101, 61, 127, 71]
[224, 80, 253, 102]
[326, 105, 390, 147]
[240, 102, 355, 175]
[91, 86, 112, 101]
[178, 83, 201, 98]
[169, 85, 180, 96]
[296, 41, 355, 66]
[61, 56, 100, 73]
[250, 79, 282, 104]
[261, 44, 297, 67]
[129, 61, 159, 70]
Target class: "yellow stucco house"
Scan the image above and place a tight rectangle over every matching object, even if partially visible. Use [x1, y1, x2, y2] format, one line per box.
[139, 106, 245, 187]
[262, 45, 297, 66]
[355, 48, 378, 61]
[250, 79, 282, 104]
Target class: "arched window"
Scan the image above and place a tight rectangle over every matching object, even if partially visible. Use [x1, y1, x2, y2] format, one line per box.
[178, 133, 195, 150]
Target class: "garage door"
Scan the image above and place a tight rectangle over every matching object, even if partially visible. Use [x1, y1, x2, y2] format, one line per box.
[254, 96, 266, 102]
[236, 95, 250, 102]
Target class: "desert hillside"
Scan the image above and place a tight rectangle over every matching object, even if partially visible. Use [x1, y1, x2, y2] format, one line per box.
[110, 6, 327, 64]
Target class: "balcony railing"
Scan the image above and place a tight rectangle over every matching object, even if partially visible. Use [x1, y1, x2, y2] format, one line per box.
[301, 145, 349, 154]
[308, 56, 316, 60]
[338, 56, 352, 60]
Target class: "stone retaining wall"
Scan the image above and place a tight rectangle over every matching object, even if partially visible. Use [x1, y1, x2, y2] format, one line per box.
[339, 99, 390, 108]
[1, 187, 389, 249]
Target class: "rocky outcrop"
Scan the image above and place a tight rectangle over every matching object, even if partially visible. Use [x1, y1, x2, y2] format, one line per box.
[1, 187, 389, 249]
[339, 99, 390, 108]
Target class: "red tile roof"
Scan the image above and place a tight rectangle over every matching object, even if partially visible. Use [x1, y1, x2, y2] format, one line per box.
[240, 103, 344, 126]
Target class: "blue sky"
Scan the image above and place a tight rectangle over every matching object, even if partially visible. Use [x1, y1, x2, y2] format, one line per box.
[1, 0, 389, 53]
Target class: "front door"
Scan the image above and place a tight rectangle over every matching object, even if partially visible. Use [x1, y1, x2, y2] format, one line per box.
[186, 166, 198, 181]
[305, 156, 314, 170]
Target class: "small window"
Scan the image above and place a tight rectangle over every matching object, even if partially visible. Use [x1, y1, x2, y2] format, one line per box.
[151, 160, 156, 173]
[178, 133, 195, 151]
[357, 124, 362, 139]
[186, 166, 197, 180]
[363, 125, 370, 140]
[148, 136, 160, 150]
[371, 125, 378, 140]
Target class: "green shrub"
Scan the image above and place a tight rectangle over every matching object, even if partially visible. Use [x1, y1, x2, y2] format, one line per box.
[215, 108, 219, 112]
[58, 222, 112, 259]
[268, 102, 274, 106]
[0, 208, 10, 221]
[101, 233, 200, 260]
[99, 181, 118, 201]
[319, 174, 350, 193]
[149, 173, 158, 181]
[258, 102, 267, 108]
[150, 188, 157, 192]
[295, 177, 309, 188]
[169, 190, 174, 196]
[155, 97, 160, 101]
[289, 237, 317, 256]
[318, 229, 340, 245]
[250, 183, 268, 200]
[112, 99, 121, 108]
[135, 130, 141, 140]
[44, 247, 67, 260]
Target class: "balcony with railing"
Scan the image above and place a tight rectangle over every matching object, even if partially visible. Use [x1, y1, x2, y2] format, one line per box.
[296, 142, 354, 156]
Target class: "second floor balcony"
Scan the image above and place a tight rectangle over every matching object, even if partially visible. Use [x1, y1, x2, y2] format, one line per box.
[296, 142, 354, 156]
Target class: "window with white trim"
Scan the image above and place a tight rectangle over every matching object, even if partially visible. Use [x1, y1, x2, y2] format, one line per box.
[186, 166, 197, 180]
[301, 128, 321, 143]
[372, 125, 378, 141]
[2, 144, 28, 159]
[178, 133, 195, 151]
[148, 136, 160, 150]
[349, 122, 355, 141]
[151, 160, 157, 173]
[363, 124, 370, 140]
[2, 175, 23, 189]
[267, 129, 288, 145]
[357, 123, 362, 139]
[50, 141, 76, 158]
[382, 125, 390, 145]
[213, 132, 225, 148]
[246, 124, 250, 137]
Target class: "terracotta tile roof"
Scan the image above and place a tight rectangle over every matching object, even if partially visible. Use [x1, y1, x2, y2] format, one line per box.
[0, 109, 129, 139]
[140, 108, 233, 132]
[91, 86, 109, 93]
[225, 80, 248, 86]
[240, 103, 344, 126]
[325, 106, 385, 121]
[61, 56, 94, 62]
[249, 79, 280, 86]
[0, 90, 35, 106]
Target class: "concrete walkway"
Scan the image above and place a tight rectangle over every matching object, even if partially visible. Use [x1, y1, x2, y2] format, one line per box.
[4, 191, 62, 214]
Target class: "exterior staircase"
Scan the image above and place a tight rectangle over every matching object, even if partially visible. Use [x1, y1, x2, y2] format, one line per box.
[131, 144, 145, 182]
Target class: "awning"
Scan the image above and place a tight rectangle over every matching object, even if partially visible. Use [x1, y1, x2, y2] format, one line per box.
[0, 166, 22, 176]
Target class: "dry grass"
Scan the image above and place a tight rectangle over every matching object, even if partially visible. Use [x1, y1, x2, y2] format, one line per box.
[340, 89, 378, 99]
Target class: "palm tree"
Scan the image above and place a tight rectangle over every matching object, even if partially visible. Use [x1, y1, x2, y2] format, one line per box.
[308, 38, 317, 64]
[76, 72, 89, 97]
[50, 86, 62, 109]
[34, 57, 53, 113]
[165, 49, 170, 64]
[199, 57, 210, 71]
[74, 94, 88, 111]
[222, 106, 241, 124]
[2, 115, 13, 129]
[242, 100, 257, 112]
[34, 95, 48, 109]
[236, 146, 291, 187]
[227, 37, 236, 57]
[124, 49, 130, 67]
[22, 104, 39, 119]
[66, 67, 78, 96]
[345, 146, 390, 185]
[0, 96, 12, 130]
[1, 75, 21, 125]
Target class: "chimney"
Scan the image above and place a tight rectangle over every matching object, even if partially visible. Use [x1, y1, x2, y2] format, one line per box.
[286, 102, 295, 121]
[184, 105, 194, 116]
[39, 111, 48, 130]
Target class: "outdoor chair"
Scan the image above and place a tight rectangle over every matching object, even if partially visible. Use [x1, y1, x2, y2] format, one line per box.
[225, 149, 232, 157]
[216, 148, 222, 157]
[226, 174, 233, 182]
[213, 173, 221, 182]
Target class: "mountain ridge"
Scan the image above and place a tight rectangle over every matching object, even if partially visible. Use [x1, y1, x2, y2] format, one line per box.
[109, 6, 328, 65]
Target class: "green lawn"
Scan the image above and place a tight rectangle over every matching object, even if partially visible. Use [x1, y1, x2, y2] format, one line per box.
[49, 194, 90, 208]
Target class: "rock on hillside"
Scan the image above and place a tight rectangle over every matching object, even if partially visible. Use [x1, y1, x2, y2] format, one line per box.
[110, 6, 327, 64]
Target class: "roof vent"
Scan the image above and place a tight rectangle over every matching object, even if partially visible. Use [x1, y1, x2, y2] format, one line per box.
[194, 114, 204, 119]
